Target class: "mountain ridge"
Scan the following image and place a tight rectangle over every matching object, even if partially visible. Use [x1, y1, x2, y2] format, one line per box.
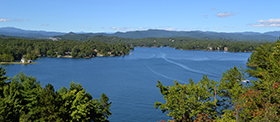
[0, 27, 66, 37]
[0, 27, 279, 41]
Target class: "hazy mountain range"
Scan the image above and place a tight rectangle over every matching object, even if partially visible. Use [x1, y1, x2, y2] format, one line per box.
[0, 27, 65, 38]
[0, 27, 279, 41]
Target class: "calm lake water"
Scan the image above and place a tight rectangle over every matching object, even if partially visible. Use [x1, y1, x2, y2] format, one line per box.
[3, 47, 252, 121]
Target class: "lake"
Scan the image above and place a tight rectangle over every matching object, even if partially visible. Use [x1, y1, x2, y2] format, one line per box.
[3, 47, 252, 121]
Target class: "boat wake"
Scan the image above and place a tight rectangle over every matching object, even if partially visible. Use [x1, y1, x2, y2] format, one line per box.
[160, 53, 220, 78]
[144, 53, 185, 83]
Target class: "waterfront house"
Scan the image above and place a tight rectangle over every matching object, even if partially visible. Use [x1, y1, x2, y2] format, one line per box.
[20, 58, 32, 63]
[224, 47, 228, 51]
[27, 60, 32, 63]
[65, 52, 72, 55]
[20, 58, 26, 63]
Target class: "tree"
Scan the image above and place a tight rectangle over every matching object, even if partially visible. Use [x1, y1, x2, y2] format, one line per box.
[58, 81, 112, 121]
[34, 84, 64, 121]
[91, 93, 112, 122]
[0, 66, 8, 94]
[154, 76, 218, 122]
[0, 79, 23, 121]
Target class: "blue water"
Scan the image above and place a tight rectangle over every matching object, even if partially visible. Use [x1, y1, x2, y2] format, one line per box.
[2, 47, 252, 121]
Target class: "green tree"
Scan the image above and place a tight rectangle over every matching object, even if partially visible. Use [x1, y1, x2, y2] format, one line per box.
[155, 76, 218, 122]
[217, 66, 247, 122]
[0, 80, 23, 121]
[0, 66, 8, 94]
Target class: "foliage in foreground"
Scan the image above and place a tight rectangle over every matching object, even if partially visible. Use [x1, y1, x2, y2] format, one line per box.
[0, 67, 111, 122]
[155, 38, 280, 122]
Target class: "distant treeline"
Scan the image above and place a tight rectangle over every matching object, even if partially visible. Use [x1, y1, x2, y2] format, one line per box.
[82, 35, 264, 52]
[0, 38, 133, 62]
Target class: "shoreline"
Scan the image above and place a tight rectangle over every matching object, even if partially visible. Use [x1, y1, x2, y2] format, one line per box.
[0, 62, 37, 65]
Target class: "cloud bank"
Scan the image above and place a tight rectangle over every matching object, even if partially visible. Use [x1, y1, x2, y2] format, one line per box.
[252, 18, 280, 27]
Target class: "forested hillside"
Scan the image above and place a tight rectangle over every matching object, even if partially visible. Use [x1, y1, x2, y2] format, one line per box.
[155, 38, 280, 121]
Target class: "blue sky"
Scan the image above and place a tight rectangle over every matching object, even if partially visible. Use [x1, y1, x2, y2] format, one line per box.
[0, 0, 279, 33]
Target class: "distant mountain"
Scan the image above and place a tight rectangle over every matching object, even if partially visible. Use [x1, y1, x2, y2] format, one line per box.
[0, 27, 279, 41]
[263, 31, 280, 37]
[0, 27, 66, 38]
[55, 29, 280, 42]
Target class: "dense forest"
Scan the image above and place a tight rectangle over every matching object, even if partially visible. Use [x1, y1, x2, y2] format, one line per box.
[154, 38, 280, 121]
[0, 38, 133, 62]
[0, 67, 111, 121]
[83, 35, 263, 52]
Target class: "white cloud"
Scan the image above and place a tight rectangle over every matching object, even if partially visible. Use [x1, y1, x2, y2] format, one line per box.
[216, 12, 235, 18]
[251, 18, 280, 27]
[82, 26, 87, 28]
[257, 18, 280, 24]
[0, 18, 12, 22]
[0, 18, 30, 22]
[180, 28, 190, 31]
[109, 26, 154, 31]
[109, 27, 135, 31]
[165, 27, 177, 31]
[252, 24, 280, 27]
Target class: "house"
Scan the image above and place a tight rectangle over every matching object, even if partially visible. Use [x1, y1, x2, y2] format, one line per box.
[27, 60, 32, 63]
[20, 58, 32, 63]
[65, 52, 72, 55]
[224, 47, 228, 51]
[20, 58, 26, 63]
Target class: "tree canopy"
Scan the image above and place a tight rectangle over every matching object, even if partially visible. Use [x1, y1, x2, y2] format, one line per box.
[0, 66, 112, 122]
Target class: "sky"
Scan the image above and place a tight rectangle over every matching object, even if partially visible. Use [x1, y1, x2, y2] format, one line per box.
[0, 0, 280, 33]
